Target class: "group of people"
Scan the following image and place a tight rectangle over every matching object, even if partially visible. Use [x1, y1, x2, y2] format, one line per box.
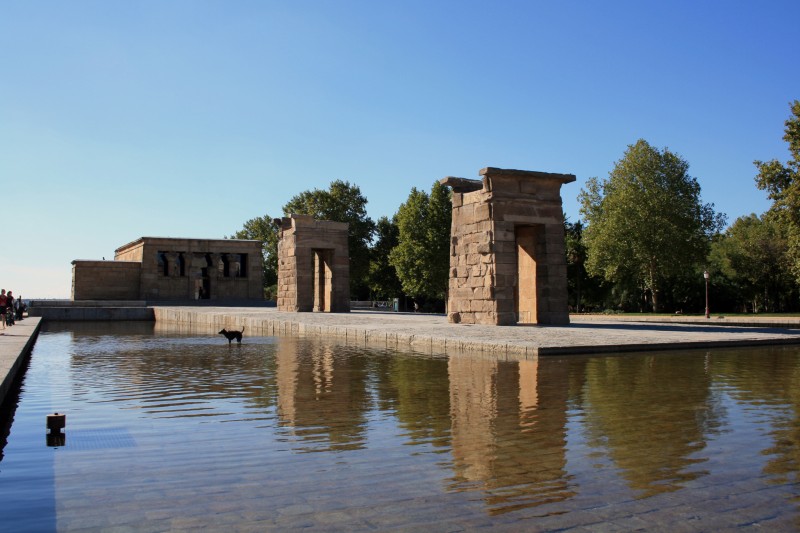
[0, 289, 24, 329]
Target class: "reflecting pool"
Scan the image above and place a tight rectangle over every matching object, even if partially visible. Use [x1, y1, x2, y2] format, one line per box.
[2, 321, 800, 531]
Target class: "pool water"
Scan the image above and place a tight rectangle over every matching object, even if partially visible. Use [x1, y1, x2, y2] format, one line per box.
[1, 321, 800, 531]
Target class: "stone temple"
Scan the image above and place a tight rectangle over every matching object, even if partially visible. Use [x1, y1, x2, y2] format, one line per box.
[441, 167, 575, 326]
[72, 237, 264, 301]
[275, 215, 350, 313]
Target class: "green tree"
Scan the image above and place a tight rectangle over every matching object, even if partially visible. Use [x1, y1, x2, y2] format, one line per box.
[229, 213, 278, 292]
[366, 216, 403, 300]
[709, 213, 794, 312]
[579, 139, 725, 312]
[565, 218, 587, 311]
[283, 180, 376, 299]
[427, 180, 453, 294]
[389, 181, 452, 305]
[564, 217, 615, 312]
[755, 100, 800, 283]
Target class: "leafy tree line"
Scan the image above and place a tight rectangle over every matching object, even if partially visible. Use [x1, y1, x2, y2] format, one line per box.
[388, 181, 451, 310]
[229, 179, 450, 310]
[573, 100, 800, 314]
[578, 139, 726, 312]
[234, 99, 800, 315]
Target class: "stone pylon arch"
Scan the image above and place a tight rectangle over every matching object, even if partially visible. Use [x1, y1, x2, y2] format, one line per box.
[441, 167, 575, 326]
[275, 214, 350, 313]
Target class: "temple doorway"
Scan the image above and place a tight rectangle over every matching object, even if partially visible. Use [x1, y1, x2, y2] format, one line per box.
[313, 249, 334, 312]
[515, 225, 540, 324]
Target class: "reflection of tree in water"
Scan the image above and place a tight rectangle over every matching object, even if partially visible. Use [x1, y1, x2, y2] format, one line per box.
[275, 340, 371, 452]
[713, 348, 800, 487]
[372, 354, 451, 449]
[67, 331, 279, 418]
[582, 352, 720, 498]
[66, 327, 376, 458]
[447, 356, 576, 515]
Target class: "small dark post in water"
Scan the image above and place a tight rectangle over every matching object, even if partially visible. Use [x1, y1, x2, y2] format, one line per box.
[47, 412, 66, 434]
[46, 412, 66, 447]
[47, 413, 67, 433]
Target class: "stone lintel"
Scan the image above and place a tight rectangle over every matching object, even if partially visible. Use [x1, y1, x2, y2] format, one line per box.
[479, 167, 576, 185]
[115, 236, 260, 256]
[440, 176, 483, 193]
[72, 260, 141, 266]
[278, 214, 350, 233]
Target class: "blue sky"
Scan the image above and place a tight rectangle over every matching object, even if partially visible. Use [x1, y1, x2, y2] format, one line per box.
[2, 1, 798, 298]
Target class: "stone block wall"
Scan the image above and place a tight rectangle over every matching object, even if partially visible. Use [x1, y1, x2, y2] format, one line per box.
[71, 260, 141, 300]
[276, 215, 350, 313]
[72, 237, 263, 301]
[113, 237, 264, 301]
[441, 167, 575, 326]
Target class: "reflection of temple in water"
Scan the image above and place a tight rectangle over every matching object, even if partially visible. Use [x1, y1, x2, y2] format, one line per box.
[267, 339, 800, 518]
[447, 355, 576, 514]
[275, 339, 369, 452]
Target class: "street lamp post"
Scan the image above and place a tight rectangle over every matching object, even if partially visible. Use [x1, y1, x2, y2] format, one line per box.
[704, 270, 710, 319]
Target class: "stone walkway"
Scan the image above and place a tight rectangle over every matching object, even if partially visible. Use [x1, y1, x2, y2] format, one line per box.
[153, 307, 800, 357]
[4, 310, 800, 402]
[0, 317, 42, 403]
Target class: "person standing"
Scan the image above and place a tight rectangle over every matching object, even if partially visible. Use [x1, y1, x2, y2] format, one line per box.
[5, 291, 14, 326]
[0, 290, 6, 329]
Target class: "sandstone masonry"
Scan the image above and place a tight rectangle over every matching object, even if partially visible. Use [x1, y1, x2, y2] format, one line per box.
[441, 167, 575, 326]
[72, 237, 263, 301]
[276, 215, 350, 313]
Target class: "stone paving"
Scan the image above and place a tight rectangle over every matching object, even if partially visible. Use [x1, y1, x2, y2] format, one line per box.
[0, 317, 42, 403]
[4, 310, 800, 403]
[153, 307, 800, 357]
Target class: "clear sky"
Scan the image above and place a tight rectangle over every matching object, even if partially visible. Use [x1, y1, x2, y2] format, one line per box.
[2, 1, 799, 298]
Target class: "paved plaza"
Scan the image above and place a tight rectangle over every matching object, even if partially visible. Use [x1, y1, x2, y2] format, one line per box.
[4, 310, 800, 404]
[153, 307, 800, 357]
[0, 317, 42, 403]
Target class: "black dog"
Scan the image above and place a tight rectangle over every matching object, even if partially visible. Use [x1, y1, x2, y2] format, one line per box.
[219, 327, 245, 344]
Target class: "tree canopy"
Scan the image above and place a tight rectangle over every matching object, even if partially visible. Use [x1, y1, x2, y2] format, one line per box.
[389, 181, 451, 304]
[283, 180, 376, 299]
[229, 213, 278, 291]
[755, 100, 800, 283]
[579, 139, 725, 312]
[366, 216, 403, 300]
[709, 213, 793, 312]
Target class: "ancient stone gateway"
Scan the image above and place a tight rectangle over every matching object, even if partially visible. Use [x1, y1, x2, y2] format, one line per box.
[275, 214, 350, 313]
[441, 167, 576, 326]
